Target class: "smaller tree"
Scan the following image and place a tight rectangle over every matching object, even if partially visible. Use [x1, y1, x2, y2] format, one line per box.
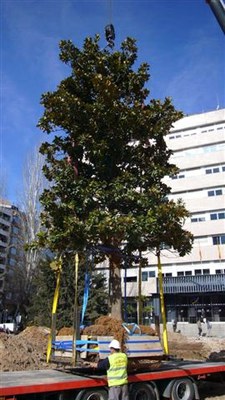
[27, 255, 108, 329]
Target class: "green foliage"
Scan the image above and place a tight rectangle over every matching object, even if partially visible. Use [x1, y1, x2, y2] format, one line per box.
[27, 256, 108, 329]
[27, 257, 55, 327]
[85, 272, 108, 324]
[38, 34, 192, 255]
[37, 34, 193, 317]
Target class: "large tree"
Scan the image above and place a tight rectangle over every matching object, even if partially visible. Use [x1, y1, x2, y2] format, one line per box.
[38, 35, 193, 319]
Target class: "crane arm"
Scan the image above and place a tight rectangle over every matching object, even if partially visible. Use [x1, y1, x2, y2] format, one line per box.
[206, 0, 225, 34]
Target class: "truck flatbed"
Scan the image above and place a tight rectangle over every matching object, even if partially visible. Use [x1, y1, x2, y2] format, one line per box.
[1, 360, 225, 397]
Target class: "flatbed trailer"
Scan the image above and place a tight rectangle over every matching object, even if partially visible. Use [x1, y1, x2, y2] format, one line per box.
[1, 360, 225, 400]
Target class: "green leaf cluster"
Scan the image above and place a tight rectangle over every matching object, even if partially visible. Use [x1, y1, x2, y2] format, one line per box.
[38, 35, 193, 259]
[27, 256, 108, 328]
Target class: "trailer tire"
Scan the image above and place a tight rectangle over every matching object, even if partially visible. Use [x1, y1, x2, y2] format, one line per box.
[171, 378, 195, 400]
[77, 388, 108, 400]
[130, 382, 156, 400]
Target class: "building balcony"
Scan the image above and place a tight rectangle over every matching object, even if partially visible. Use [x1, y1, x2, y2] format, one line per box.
[161, 274, 225, 294]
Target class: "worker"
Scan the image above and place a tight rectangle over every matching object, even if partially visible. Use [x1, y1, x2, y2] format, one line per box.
[90, 339, 129, 400]
[172, 318, 177, 333]
[197, 318, 202, 337]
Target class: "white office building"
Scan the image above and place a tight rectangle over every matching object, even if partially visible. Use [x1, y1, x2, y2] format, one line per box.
[122, 108, 225, 323]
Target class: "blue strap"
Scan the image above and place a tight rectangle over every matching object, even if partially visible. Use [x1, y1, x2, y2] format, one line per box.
[80, 252, 93, 325]
[81, 270, 90, 325]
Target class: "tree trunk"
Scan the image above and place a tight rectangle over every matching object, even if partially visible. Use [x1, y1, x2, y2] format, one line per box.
[109, 254, 122, 320]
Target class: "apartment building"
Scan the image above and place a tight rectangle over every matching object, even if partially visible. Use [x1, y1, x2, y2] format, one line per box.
[121, 108, 225, 324]
[0, 199, 24, 320]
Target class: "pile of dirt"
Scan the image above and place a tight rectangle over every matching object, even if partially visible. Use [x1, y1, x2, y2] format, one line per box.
[57, 326, 74, 335]
[168, 331, 225, 361]
[0, 326, 57, 372]
[82, 316, 157, 353]
[82, 316, 128, 353]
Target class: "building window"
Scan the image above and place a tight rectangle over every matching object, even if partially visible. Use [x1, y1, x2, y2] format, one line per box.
[172, 174, 185, 180]
[0, 246, 6, 254]
[191, 217, 205, 222]
[194, 269, 202, 275]
[0, 223, 9, 232]
[219, 212, 225, 219]
[203, 269, 210, 275]
[142, 272, 148, 281]
[165, 273, 172, 277]
[212, 235, 225, 245]
[0, 234, 8, 243]
[210, 212, 225, 220]
[149, 271, 156, 278]
[124, 276, 137, 283]
[206, 167, 220, 174]
[185, 271, 192, 275]
[208, 189, 222, 197]
[0, 212, 10, 222]
[177, 271, 184, 276]
[215, 269, 222, 274]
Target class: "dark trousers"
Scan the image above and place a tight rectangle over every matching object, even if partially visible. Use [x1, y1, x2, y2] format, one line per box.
[108, 384, 129, 400]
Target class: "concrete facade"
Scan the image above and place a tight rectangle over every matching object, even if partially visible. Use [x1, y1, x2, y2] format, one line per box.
[0, 200, 24, 317]
[120, 109, 225, 323]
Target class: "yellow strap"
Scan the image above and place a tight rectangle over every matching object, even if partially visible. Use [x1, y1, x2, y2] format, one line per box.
[52, 267, 61, 314]
[157, 251, 169, 355]
[46, 256, 62, 363]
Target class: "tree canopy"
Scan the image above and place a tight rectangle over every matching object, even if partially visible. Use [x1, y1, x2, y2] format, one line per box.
[38, 35, 193, 319]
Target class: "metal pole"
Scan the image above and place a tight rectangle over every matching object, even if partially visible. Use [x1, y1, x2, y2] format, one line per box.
[72, 253, 79, 367]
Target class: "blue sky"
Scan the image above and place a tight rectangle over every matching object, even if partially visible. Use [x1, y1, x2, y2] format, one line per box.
[1, 0, 225, 204]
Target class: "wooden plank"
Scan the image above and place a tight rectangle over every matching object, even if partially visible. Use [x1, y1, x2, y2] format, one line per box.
[97, 335, 163, 359]
[97, 336, 114, 359]
[52, 334, 163, 360]
[53, 335, 73, 358]
[126, 335, 163, 358]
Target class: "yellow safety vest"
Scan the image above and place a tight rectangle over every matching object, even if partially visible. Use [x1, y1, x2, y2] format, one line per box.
[107, 352, 128, 387]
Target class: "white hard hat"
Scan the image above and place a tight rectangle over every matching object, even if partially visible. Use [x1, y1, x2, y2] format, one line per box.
[109, 339, 121, 350]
